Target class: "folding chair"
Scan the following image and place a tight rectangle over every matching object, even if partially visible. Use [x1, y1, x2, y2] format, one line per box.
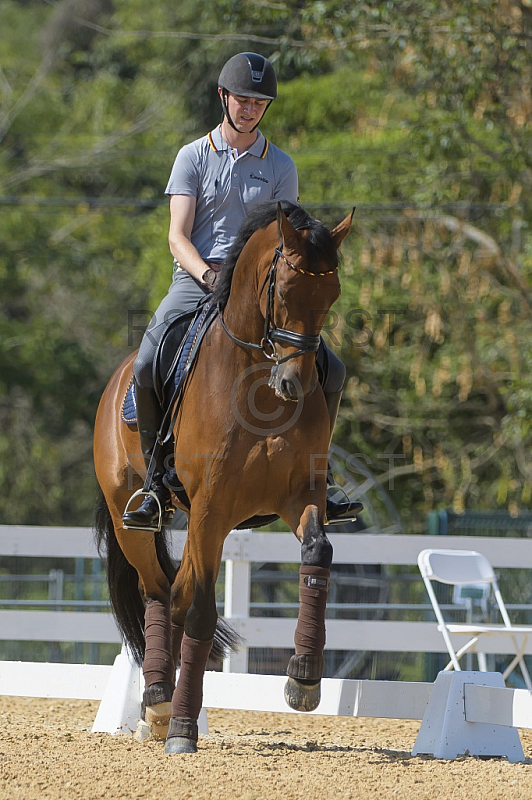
[418, 548, 532, 689]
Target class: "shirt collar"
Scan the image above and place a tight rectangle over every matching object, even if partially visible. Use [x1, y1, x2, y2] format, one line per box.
[208, 126, 268, 158]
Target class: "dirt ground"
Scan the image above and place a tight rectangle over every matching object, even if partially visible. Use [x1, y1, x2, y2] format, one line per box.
[1, 696, 532, 800]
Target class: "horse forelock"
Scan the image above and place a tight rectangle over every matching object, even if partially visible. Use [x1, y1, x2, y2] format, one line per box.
[299, 224, 340, 275]
[213, 201, 338, 309]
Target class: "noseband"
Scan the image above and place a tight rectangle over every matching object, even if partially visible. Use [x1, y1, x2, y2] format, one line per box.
[218, 246, 337, 365]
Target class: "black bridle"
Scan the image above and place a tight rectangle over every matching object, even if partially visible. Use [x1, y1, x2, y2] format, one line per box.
[218, 246, 337, 365]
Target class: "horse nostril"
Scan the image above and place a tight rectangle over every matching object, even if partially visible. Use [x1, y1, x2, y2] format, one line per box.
[280, 377, 299, 401]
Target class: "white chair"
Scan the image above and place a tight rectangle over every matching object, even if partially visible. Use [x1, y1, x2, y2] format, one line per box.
[418, 548, 532, 689]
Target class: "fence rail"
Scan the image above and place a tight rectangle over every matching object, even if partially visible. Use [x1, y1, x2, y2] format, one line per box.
[2, 526, 532, 673]
[3, 525, 532, 566]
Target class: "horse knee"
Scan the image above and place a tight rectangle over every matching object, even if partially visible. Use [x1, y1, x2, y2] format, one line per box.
[300, 510, 333, 568]
[183, 586, 218, 641]
[297, 505, 333, 568]
[185, 607, 217, 641]
[302, 534, 333, 568]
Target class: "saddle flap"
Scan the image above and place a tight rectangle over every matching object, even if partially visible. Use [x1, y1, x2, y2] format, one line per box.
[155, 307, 198, 400]
[122, 300, 217, 430]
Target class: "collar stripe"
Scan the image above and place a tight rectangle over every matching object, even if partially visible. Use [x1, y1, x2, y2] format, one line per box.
[208, 130, 268, 157]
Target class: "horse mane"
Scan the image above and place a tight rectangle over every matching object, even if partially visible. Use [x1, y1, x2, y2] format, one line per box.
[213, 200, 340, 310]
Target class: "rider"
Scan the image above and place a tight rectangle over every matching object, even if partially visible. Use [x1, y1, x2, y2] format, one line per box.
[122, 52, 360, 531]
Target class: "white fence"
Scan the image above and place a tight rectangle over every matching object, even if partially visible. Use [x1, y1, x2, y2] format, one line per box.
[4, 526, 532, 760]
[2, 525, 532, 672]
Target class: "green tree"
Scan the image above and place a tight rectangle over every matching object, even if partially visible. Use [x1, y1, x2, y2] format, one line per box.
[1, 0, 531, 531]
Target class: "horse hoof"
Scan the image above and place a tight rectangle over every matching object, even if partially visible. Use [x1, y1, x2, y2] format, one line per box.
[165, 736, 198, 755]
[144, 702, 172, 740]
[284, 676, 321, 712]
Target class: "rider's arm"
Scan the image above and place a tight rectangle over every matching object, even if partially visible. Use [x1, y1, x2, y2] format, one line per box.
[272, 153, 299, 204]
[168, 194, 211, 284]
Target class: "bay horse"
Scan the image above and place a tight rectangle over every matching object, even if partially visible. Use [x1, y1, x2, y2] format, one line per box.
[94, 201, 353, 754]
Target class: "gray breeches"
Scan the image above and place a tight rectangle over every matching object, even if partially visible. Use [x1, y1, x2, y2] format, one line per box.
[133, 271, 346, 395]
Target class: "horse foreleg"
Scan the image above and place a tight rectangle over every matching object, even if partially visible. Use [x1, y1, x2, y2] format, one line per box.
[165, 530, 221, 755]
[167, 541, 195, 689]
[285, 504, 333, 713]
[165, 633, 213, 754]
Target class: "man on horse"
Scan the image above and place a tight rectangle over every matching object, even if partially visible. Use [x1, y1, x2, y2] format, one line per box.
[122, 52, 360, 531]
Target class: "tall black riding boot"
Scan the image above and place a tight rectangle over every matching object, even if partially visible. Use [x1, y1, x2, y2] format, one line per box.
[323, 389, 364, 525]
[122, 381, 174, 532]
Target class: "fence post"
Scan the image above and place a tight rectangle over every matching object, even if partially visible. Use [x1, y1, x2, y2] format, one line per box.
[48, 568, 64, 662]
[74, 558, 84, 663]
[223, 559, 250, 673]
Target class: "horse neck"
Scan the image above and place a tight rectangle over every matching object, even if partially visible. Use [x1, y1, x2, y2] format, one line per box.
[222, 248, 268, 345]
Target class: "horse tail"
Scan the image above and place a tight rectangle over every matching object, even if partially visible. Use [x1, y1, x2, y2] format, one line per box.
[94, 488, 145, 664]
[211, 616, 242, 662]
[94, 488, 240, 664]
[93, 487, 177, 666]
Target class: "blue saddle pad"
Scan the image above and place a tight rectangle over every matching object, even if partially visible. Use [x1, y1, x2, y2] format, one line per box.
[121, 379, 137, 425]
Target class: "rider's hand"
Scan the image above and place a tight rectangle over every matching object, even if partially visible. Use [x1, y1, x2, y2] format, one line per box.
[201, 267, 218, 291]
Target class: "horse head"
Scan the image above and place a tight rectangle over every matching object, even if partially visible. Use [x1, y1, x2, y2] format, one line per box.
[263, 205, 353, 402]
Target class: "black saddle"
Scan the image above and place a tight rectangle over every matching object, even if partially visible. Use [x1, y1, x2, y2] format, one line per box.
[155, 299, 217, 408]
[121, 300, 215, 426]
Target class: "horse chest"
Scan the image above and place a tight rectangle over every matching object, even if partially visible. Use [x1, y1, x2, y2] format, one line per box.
[243, 437, 289, 469]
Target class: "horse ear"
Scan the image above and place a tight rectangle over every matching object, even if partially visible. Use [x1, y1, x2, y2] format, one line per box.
[330, 207, 356, 250]
[277, 203, 304, 253]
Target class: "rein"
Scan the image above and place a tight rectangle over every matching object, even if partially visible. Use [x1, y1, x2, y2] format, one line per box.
[218, 246, 337, 365]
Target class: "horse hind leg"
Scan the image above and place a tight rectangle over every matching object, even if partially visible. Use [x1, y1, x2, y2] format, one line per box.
[136, 616, 185, 743]
[138, 547, 193, 742]
[93, 365, 179, 739]
[284, 505, 333, 713]
[109, 520, 177, 742]
[140, 543, 189, 741]
[135, 599, 173, 740]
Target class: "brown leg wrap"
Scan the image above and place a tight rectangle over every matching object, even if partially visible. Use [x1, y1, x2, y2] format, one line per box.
[143, 599, 173, 687]
[294, 565, 330, 654]
[143, 682, 173, 707]
[171, 634, 213, 721]
[170, 622, 185, 681]
[286, 566, 329, 683]
[167, 717, 199, 742]
[286, 652, 324, 681]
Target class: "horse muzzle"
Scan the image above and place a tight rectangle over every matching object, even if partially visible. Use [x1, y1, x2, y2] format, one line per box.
[268, 363, 316, 402]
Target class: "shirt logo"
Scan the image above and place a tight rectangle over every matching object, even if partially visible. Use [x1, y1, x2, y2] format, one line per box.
[250, 172, 269, 184]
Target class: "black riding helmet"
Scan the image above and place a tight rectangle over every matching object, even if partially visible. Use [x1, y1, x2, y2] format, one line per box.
[218, 52, 277, 132]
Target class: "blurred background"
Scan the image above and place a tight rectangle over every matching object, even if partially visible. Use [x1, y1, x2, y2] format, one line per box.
[1, 0, 532, 681]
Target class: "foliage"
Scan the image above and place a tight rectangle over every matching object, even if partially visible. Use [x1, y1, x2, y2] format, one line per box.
[332, 209, 532, 530]
[1, 0, 531, 531]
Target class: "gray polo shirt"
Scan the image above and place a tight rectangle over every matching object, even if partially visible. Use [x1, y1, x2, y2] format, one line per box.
[165, 126, 298, 262]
